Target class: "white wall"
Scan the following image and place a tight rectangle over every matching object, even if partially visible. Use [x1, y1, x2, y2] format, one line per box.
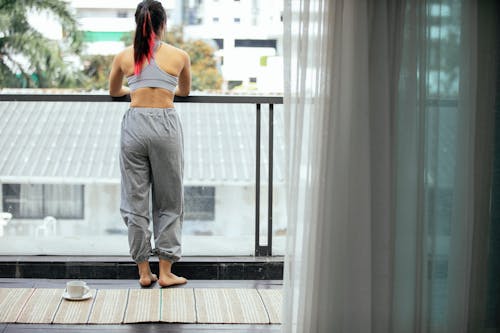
[214, 185, 254, 236]
[0, 182, 286, 255]
[214, 184, 287, 236]
[85, 183, 122, 234]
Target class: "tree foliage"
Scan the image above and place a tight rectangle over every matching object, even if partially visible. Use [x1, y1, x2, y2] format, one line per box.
[81, 55, 114, 90]
[0, 0, 84, 88]
[0, 2, 222, 92]
[165, 27, 222, 91]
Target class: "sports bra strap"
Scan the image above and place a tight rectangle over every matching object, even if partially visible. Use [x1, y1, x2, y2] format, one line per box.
[127, 41, 179, 93]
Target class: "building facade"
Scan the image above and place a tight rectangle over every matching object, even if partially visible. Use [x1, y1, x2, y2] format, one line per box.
[68, 0, 283, 92]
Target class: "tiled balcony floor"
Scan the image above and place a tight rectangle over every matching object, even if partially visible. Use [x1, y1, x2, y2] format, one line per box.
[0, 279, 282, 333]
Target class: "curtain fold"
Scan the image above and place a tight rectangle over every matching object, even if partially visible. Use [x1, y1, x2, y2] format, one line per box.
[283, 0, 497, 332]
[446, 0, 477, 330]
[284, 0, 402, 331]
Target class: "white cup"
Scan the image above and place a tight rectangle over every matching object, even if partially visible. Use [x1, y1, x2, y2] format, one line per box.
[66, 281, 89, 298]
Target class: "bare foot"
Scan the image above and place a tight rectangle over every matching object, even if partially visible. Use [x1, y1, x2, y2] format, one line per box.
[158, 272, 187, 287]
[139, 273, 158, 287]
[158, 259, 187, 287]
[137, 261, 158, 287]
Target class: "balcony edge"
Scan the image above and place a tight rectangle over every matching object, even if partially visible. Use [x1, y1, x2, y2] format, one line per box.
[0, 255, 284, 280]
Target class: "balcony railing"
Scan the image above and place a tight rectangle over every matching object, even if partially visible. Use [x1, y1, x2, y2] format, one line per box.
[0, 93, 284, 257]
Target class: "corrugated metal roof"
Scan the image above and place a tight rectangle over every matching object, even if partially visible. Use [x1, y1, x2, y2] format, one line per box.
[0, 101, 284, 185]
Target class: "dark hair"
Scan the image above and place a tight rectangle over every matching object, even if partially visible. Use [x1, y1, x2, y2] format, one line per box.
[134, 0, 166, 75]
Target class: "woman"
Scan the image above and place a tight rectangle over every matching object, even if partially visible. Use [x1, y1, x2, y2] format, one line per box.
[109, 0, 191, 287]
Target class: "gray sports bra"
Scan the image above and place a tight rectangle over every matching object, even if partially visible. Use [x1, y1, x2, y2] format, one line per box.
[127, 42, 178, 93]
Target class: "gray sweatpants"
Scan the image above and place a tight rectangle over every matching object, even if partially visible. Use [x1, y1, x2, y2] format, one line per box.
[120, 107, 184, 264]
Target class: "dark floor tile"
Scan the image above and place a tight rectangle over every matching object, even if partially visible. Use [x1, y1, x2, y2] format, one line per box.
[243, 263, 268, 280]
[149, 261, 159, 274]
[116, 264, 138, 279]
[78, 263, 118, 279]
[17, 263, 66, 279]
[264, 263, 283, 280]
[0, 278, 282, 288]
[242, 263, 283, 280]
[0, 256, 284, 280]
[173, 263, 219, 280]
[219, 263, 245, 279]
[64, 264, 80, 279]
[0, 264, 16, 278]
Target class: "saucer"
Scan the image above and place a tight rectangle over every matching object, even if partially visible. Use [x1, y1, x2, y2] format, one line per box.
[62, 291, 92, 301]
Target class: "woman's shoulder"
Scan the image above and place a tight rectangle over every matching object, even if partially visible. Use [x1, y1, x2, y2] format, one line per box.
[114, 45, 134, 61]
[122, 45, 135, 56]
[160, 42, 189, 58]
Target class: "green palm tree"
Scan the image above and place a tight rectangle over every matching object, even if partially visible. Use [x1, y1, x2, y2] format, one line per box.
[0, 0, 83, 88]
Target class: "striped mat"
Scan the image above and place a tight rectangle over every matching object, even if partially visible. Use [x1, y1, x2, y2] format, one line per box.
[0, 288, 281, 325]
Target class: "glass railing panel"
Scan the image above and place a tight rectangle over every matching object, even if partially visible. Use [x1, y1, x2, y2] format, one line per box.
[0, 98, 285, 256]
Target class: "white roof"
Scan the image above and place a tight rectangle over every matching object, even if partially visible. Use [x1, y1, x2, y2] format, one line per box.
[0, 101, 284, 186]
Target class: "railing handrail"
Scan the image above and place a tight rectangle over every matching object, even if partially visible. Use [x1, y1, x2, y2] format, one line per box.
[0, 93, 284, 104]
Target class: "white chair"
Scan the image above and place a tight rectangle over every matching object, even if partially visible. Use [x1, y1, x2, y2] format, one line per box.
[0, 212, 13, 237]
[35, 216, 57, 237]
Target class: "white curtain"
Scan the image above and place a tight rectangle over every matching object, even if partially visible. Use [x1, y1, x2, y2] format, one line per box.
[282, 0, 495, 332]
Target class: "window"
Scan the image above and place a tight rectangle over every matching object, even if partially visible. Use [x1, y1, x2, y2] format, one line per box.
[228, 80, 243, 90]
[212, 17, 219, 23]
[234, 39, 277, 49]
[234, 17, 241, 23]
[2, 184, 84, 219]
[213, 38, 224, 50]
[117, 10, 128, 18]
[184, 186, 215, 221]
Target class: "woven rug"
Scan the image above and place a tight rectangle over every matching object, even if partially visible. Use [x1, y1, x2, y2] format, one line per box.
[0, 287, 281, 325]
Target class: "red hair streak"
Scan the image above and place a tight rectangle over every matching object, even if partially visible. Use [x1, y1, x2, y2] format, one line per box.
[134, 11, 157, 75]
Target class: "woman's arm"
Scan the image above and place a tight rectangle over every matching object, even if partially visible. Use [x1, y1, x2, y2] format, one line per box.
[109, 52, 131, 97]
[175, 51, 191, 97]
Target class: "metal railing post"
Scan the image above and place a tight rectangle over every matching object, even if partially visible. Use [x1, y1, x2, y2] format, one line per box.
[255, 103, 262, 256]
[255, 103, 274, 257]
[267, 103, 274, 256]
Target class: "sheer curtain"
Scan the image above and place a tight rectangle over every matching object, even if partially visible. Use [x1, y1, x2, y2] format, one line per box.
[282, 0, 498, 332]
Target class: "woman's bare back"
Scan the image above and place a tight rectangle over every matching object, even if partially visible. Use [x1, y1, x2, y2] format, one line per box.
[109, 42, 191, 108]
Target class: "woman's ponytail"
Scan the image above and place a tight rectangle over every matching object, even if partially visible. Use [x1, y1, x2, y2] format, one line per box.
[134, 1, 166, 75]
